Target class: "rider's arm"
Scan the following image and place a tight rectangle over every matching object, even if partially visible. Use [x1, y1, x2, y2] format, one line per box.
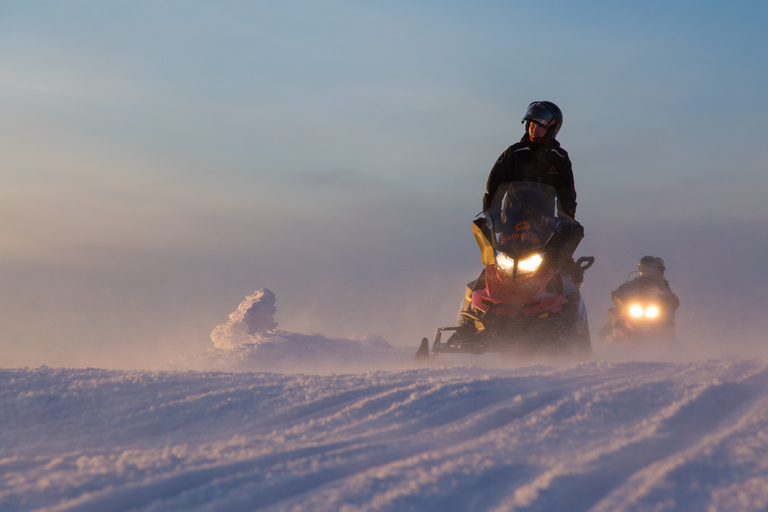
[485, 148, 514, 210]
[555, 154, 577, 218]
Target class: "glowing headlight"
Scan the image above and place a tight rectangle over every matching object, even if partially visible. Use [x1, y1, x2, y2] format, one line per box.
[495, 251, 515, 271]
[494, 251, 543, 276]
[629, 304, 661, 319]
[517, 253, 543, 275]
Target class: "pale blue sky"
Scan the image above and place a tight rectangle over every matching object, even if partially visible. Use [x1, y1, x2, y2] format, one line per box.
[2, 1, 768, 367]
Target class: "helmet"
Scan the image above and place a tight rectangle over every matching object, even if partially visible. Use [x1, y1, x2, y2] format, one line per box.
[639, 255, 665, 277]
[522, 101, 563, 140]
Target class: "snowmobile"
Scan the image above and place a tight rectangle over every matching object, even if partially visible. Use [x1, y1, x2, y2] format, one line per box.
[415, 182, 594, 363]
[600, 278, 677, 346]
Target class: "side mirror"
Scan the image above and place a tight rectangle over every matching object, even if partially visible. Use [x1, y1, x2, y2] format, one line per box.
[576, 256, 595, 271]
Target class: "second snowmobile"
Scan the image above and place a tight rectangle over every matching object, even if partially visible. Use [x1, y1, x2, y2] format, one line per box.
[416, 182, 594, 363]
[600, 261, 679, 346]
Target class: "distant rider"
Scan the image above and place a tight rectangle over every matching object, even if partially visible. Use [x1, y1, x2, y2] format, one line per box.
[603, 256, 680, 340]
[611, 256, 679, 312]
[484, 101, 577, 218]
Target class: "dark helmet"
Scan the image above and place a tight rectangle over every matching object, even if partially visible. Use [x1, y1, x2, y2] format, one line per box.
[522, 101, 563, 140]
[639, 255, 666, 277]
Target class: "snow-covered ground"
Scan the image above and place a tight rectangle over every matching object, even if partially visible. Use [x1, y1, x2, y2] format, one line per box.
[4, 291, 768, 511]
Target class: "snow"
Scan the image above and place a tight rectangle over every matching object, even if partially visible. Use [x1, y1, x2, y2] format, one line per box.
[4, 291, 768, 511]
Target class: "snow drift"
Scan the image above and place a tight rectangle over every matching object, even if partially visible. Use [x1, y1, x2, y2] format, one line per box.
[173, 289, 412, 373]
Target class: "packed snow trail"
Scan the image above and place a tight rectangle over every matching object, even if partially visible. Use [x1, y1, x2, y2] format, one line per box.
[3, 358, 768, 511]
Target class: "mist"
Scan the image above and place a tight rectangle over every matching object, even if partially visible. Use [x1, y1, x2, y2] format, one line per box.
[2, 194, 765, 369]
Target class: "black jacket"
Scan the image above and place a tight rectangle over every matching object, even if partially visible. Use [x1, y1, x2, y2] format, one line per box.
[484, 135, 577, 217]
[612, 275, 680, 313]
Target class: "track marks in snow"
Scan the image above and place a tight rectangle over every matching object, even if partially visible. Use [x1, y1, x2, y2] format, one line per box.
[5, 359, 768, 511]
[48, 374, 570, 511]
[490, 363, 768, 512]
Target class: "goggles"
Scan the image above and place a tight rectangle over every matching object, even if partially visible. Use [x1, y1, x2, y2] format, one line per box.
[522, 102, 556, 128]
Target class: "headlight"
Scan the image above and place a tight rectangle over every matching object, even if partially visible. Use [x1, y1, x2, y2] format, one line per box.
[495, 251, 515, 272]
[517, 253, 543, 275]
[629, 304, 661, 319]
[494, 251, 543, 276]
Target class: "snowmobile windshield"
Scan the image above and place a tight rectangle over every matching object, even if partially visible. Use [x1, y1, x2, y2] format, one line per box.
[486, 182, 576, 254]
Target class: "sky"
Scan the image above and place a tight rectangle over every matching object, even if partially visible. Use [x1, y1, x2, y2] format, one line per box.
[1, 1, 768, 368]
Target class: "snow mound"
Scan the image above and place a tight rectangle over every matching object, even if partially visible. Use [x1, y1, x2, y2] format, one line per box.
[210, 288, 279, 349]
[175, 289, 411, 373]
[176, 332, 410, 373]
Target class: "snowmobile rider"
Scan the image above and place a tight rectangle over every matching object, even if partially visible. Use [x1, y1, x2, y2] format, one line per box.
[484, 101, 577, 218]
[611, 256, 680, 315]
